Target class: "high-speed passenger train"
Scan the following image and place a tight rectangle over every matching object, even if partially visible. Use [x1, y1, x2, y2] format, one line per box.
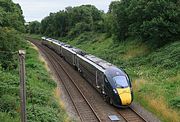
[41, 37, 133, 107]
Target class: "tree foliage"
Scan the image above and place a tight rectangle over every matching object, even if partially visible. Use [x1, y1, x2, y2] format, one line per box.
[0, 0, 25, 69]
[29, 5, 104, 38]
[0, 0, 25, 32]
[28, 21, 41, 34]
[29, 1, 180, 48]
[109, 0, 180, 47]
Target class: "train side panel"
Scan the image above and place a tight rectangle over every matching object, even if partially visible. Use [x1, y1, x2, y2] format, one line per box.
[62, 47, 75, 66]
[76, 55, 104, 93]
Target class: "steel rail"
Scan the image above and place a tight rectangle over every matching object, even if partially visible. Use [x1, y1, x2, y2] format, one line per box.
[32, 41, 101, 122]
[117, 107, 147, 122]
[44, 44, 102, 122]
[129, 106, 147, 122]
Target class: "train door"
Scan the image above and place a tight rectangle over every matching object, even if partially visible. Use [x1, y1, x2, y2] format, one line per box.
[104, 76, 113, 98]
[96, 71, 104, 90]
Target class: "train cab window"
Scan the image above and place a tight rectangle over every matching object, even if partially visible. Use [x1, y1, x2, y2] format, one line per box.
[113, 76, 129, 88]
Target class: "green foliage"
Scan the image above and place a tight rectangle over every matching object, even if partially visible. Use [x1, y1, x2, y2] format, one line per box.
[0, 112, 19, 122]
[109, 0, 180, 47]
[0, 0, 68, 121]
[0, 44, 68, 121]
[169, 97, 180, 109]
[31, 5, 103, 38]
[0, 27, 25, 70]
[29, 1, 180, 48]
[0, 94, 19, 114]
[68, 22, 91, 38]
[0, 0, 25, 69]
[109, 0, 130, 40]
[27, 104, 65, 122]
[0, 0, 25, 32]
[28, 21, 41, 34]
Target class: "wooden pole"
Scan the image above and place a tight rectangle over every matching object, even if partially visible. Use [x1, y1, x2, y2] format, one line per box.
[19, 50, 26, 122]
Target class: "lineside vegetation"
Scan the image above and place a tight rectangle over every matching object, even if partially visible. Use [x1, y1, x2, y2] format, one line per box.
[0, 0, 69, 121]
[27, 1, 180, 122]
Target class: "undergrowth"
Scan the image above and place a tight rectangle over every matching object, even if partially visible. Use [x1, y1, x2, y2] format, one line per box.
[65, 32, 180, 122]
[0, 41, 68, 121]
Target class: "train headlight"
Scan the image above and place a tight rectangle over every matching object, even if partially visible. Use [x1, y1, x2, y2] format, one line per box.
[113, 89, 118, 94]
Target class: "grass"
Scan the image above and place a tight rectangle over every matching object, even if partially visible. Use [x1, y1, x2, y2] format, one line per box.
[0, 40, 69, 121]
[64, 32, 180, 122]
[25, 33, 42, 40]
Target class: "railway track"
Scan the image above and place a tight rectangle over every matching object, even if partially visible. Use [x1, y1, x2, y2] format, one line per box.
[31, 40, 148, 122]
[32, 41, 101, 122]
[117, 107, 147, 122]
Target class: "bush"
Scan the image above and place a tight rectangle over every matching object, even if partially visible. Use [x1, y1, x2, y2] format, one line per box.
[0, 112, 19, 122]
[0, 27, 25, 70]
[68, 22, 91, 38]
[27, 105, 62, 122]
[169, 97, 180, 109]
[109, 0, 180, 47]
[0, 94, 19, 113]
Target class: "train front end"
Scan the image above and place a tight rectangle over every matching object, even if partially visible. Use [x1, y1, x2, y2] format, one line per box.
[104, 67, 133, 107]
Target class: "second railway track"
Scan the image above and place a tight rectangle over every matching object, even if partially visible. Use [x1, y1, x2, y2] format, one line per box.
[32, 41, 101, 122]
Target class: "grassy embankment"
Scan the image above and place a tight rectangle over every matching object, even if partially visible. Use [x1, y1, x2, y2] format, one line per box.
[0, 40, 69, 122]
[60, 32, 180, 122]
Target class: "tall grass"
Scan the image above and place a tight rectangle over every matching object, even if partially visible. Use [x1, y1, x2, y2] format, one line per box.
[0, 41, 69, 122]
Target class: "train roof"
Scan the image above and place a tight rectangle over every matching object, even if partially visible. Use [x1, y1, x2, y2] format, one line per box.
[62, 45, 76, 54]
[72, 48, 87, 56]
[43, 36, 124, 74]
[84, 54, 115, 69]
[77, 54, 105, 73]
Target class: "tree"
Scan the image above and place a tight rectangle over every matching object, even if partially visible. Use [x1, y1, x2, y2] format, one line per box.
[109, 1, 131, 41]
[127, 0, 180, 47]
[40, 5, 104, 38]
[0, 0, 25, 32]
[0, 0, 25, 69]
[29, 21, 41, 34]
[109, 0, 180, 47]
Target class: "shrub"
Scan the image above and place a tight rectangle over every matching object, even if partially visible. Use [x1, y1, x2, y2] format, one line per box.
[169, 97, 180, 109]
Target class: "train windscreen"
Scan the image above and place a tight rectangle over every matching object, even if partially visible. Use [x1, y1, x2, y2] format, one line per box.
[113, 76, 129, 88]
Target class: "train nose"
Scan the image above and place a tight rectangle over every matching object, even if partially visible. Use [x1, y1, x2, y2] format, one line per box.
[116, 87, 132, 105]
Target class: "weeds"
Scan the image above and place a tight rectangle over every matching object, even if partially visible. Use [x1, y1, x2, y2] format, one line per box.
[0, 42, 69, 121]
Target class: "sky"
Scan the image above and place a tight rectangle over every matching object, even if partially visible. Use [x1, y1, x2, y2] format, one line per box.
[12, 0, 113, 22]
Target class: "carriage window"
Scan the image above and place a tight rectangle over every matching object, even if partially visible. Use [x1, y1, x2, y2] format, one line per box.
[113, 76, 129, 88]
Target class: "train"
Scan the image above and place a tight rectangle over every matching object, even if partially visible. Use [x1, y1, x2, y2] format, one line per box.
[41, 37, 133, 107]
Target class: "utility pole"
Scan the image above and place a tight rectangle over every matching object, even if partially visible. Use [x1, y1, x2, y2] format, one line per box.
[19, 50, 26, 122]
